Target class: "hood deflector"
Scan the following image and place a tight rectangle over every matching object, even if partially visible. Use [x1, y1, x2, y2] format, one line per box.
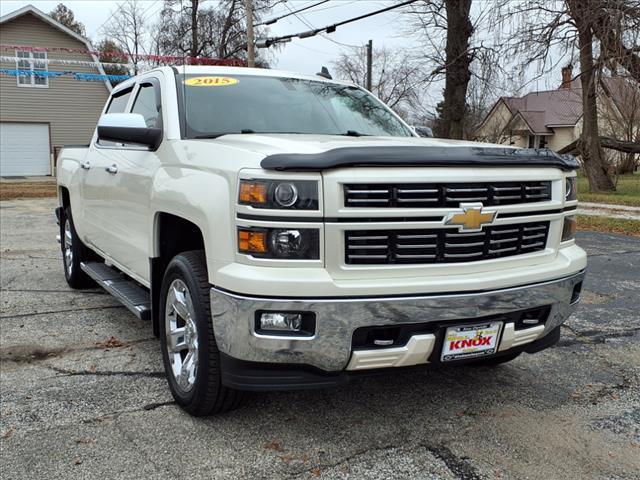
[260, 146, 580, 171]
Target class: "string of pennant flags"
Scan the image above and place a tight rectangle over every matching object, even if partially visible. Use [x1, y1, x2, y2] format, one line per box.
[0, 68, 131, 83]
[0, 44, 245, 66]
[0, 55, 131, 69]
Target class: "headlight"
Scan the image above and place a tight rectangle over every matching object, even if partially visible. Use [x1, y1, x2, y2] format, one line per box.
[565, 176, 577, 201]
[238, 227, 319, 259]
[239, 179, 318, 210]
[561, 215, 577, 242]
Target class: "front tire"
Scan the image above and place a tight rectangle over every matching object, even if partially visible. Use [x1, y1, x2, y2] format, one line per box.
[61, 207, 94, 289]
[159, 251, 243, 416]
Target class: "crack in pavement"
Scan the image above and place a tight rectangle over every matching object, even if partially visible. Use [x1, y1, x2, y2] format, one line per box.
[0, 337, 157, 364]
[46, 365, 165, 379]
[560, 324, 640, 346]
[1, 288, 108, 295]
[586, 249, 640, 258]
[142, 401, 175, 411]
[1, 255, 60, 260]
[560, 325, 638, 405]
[421, 444, 483, 480]
[0, 304, 125, 319]
[285, 443, 483, 480]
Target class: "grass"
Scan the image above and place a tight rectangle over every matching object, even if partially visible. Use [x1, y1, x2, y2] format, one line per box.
[577, 214, 640, 237]
[0, 181, 57, 200]
[577, 172, 640, 207]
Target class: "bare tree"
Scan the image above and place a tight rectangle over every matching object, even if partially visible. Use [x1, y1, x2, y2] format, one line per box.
[155, 0, 276, 65]
[332, 46, 425, 119]
[404, 0, 504, 139]
[496, 0, 616, 192]
[102, 0, 148, 75]
[440, 0, 474, 139]
[589, 0, 640, 84]
[599, 76, 640, 173]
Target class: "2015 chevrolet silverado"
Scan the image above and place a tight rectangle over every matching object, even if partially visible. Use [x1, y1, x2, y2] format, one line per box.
[56, 66, 586, 416]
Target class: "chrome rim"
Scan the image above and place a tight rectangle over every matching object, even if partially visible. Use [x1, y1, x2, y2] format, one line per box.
[64, 218, 73, 276]
[165, 279, 198, 393]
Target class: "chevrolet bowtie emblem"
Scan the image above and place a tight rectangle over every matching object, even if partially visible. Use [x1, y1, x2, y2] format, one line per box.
[444, 203, 497, 231]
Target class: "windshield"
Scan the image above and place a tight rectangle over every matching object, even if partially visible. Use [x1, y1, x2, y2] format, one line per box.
[176, 74, 413, 138]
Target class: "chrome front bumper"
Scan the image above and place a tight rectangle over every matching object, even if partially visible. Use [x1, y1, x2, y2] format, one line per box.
[210, 271, 584, 372]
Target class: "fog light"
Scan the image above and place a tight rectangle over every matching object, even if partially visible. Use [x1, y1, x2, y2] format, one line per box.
[260, 312, 302, 331]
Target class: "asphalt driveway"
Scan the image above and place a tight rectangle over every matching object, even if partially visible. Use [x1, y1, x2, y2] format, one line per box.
[1, 198, 639, 479]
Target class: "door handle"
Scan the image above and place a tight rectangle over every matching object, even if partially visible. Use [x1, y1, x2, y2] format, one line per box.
[105, 164, 118, 174]
[81, 161, 91, 170]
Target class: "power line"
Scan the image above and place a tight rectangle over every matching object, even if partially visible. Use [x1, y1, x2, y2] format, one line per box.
[256, 0, 418, 48]
[255, 0, 330, 27]
[282, 2, 360, 48]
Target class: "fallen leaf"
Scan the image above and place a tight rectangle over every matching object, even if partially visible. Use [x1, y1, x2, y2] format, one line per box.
[75, 437, 95, 444]
[311, 467, 321, 477]
[3, 427, 15, 438]
[264, 440, 284, 452]
[95, 337, 124, 349]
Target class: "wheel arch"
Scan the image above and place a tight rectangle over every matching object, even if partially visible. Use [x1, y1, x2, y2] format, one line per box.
[150, 211, 207, 337]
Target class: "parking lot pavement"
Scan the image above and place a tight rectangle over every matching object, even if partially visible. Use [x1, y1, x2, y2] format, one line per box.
[1, 198, 639, 480]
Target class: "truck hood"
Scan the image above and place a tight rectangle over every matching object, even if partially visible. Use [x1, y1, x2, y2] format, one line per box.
[205, 133, 494, 156]
[195, 134, 578, 171]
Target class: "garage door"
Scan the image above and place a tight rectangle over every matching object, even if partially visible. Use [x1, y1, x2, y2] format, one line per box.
[0, 123, 51, 176]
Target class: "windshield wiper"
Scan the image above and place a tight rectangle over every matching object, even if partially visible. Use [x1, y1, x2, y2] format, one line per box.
[341, 130, 371, 137]
[194, 133, 226, 139]
[194, 129, 256, 139]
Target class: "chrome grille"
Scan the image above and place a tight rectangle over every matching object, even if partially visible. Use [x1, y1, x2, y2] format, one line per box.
[345, 222, 549, 264]
[344, 182, 551, 208]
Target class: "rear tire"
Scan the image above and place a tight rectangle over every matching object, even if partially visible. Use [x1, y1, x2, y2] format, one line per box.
[61, 207, 94, 289]
[159, 250, 243, 416]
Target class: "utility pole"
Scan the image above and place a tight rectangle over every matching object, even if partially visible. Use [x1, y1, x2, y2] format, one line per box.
[245, 0, 255, 67]
[366, 39, 373, 91]
[191, 0, 199, 58]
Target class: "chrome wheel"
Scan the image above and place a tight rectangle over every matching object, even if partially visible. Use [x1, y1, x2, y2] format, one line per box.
[165, 279, 198, 393]
[63, 218, 73, 276]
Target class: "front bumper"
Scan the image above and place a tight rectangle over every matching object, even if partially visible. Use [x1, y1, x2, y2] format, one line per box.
[210, 270, 585, 374]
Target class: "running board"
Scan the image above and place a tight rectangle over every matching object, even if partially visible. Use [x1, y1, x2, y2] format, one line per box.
[81, 262, 151, 320]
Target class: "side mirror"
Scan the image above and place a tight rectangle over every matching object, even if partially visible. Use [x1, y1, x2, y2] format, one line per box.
[411, 125, 434, 138]
[97, 113, 162, 150]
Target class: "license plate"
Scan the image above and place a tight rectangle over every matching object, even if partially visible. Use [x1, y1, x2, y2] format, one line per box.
[441, 321, 503, 362]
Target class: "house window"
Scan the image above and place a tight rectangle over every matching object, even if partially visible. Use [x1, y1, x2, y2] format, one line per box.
[528, 135, 546, 149]
[16, 50, 48, 87]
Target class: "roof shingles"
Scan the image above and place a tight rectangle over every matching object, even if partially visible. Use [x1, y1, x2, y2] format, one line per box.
[502, 88, 583, 134]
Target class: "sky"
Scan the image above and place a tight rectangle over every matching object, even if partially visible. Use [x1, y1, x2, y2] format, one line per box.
[0, 0, 565, 113]
[0, 1, 412, 74]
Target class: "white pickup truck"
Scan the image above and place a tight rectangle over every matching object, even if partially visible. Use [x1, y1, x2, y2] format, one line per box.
[56, 66, 586, 416]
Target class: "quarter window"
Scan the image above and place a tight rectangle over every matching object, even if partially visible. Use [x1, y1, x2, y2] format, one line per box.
[105, 88, 133, 113]
[131, 83, 160, 128]
[16, 50, 48, 87]
[99, 88, 133, 146]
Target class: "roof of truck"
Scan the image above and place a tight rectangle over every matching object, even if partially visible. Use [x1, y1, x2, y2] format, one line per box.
[131, 66, 354, 87]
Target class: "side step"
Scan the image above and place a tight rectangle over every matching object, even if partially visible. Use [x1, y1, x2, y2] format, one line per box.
[81, 262, 151, 320]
